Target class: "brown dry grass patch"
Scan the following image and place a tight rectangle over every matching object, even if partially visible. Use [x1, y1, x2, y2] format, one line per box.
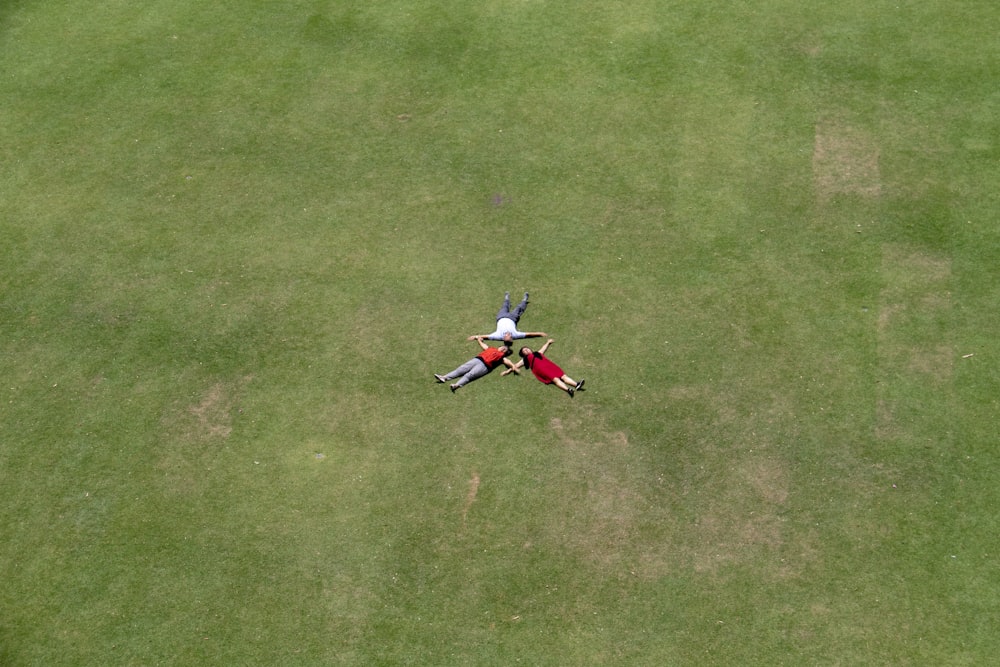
[461, 471, 480, 525]
[542, 408, 813, 581]
[813, 119, 881, 202]
[546, 413, 653, 574]
[156, 377, 251, 492]
[906, 343, 954, 381]
[877, 246, 954, 438]
[685, 456, 798, 577]
[186, 383, 234, 440]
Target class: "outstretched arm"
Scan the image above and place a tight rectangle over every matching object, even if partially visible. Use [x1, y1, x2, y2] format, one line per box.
[501, 359, 524, 376]
[467, 333, 496, 341]
[538, 338, 554, 355]
[473, 336, 489, 351]
[521, 331, 547, 339]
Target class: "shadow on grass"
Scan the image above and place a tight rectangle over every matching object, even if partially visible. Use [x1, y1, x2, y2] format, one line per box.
[0, 0, 26, 30]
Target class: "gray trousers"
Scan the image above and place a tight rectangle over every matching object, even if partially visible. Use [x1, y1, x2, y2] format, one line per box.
[444, 358, 490, 387]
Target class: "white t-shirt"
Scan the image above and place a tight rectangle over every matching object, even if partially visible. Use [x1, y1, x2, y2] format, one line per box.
[486, 317, 527, 340]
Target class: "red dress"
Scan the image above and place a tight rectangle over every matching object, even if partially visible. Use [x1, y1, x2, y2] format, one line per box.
[525, 352, 563, 384]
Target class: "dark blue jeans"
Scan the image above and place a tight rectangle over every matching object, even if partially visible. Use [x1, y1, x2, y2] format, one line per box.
[496, 293, 528, 323]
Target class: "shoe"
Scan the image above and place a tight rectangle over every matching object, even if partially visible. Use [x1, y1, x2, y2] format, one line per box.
[434, 374, 447, 383]
[576, 379, 585, 391]
[523, 292, 529, 302]
[450, 384, 458, 393]
[567, 386, 575, 397]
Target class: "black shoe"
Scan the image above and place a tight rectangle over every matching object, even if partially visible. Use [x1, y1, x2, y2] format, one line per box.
[567, 386, 575, 398]
[576, 379, 585, 391]
[434, 374, 447, 383]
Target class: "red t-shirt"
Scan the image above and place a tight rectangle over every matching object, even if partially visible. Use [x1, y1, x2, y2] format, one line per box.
[477, 347, 507, 370]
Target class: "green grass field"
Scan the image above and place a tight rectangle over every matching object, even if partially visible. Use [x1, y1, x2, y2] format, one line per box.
[2, 1, 998, 664]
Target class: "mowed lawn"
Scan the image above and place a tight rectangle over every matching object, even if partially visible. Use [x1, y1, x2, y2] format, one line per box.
[1, 0, 998, 664]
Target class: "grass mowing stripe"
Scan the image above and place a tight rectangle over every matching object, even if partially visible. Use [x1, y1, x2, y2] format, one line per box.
[2, 0, 999, 663]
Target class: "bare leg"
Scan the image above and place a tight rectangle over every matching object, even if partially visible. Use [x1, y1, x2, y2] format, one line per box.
[552, 377, 573, 395]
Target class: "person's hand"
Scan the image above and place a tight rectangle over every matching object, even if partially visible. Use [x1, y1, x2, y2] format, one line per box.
[547, 338, 554, 345]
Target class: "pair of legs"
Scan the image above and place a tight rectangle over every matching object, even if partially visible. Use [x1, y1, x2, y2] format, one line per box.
[437, 359, 490, 391]
[496, 292, 529, 324]
[551, 375, 584, 396]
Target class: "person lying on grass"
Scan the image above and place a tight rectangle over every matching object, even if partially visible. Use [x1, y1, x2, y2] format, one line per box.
[501, 338, 585, 398]
[466, 291, 546, 345]
[435, 336, 519, 393]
